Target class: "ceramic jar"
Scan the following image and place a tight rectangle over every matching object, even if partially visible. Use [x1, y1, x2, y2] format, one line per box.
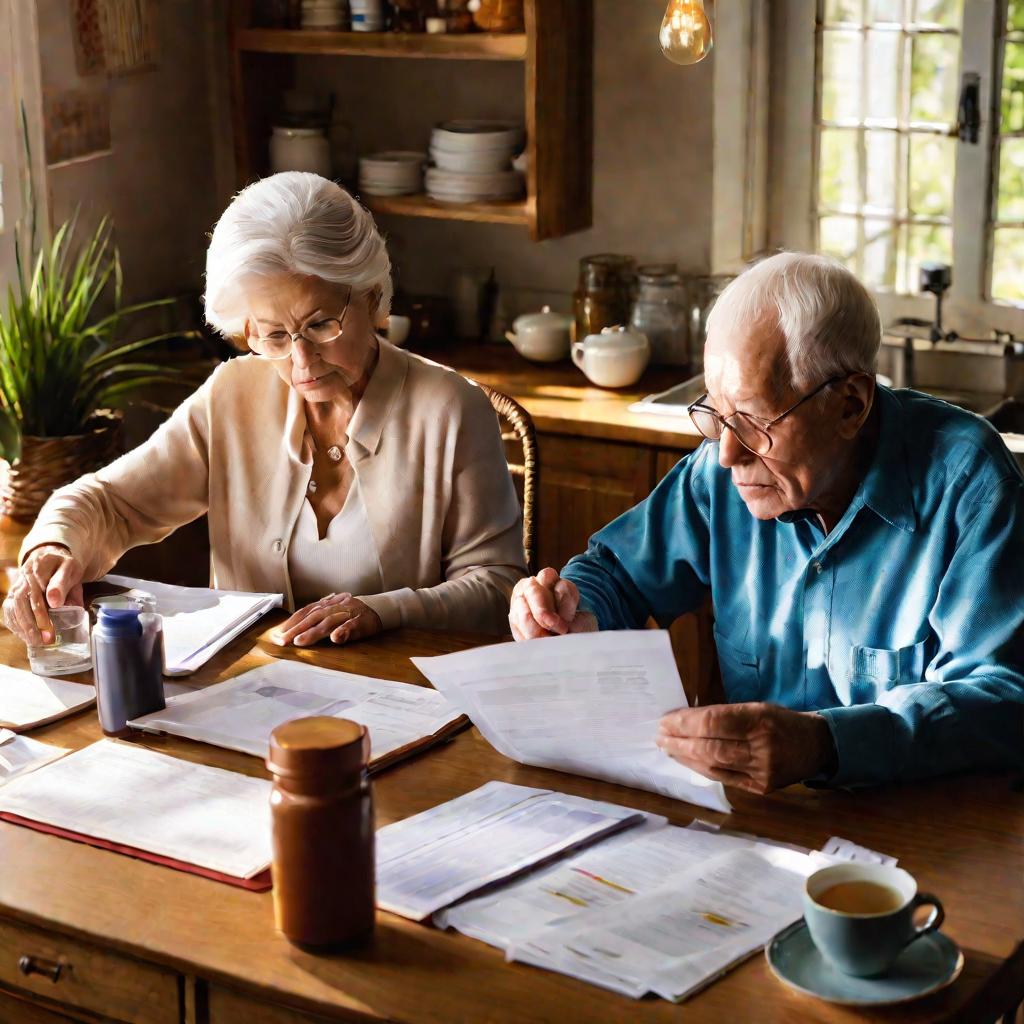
[270, 126, 331, 176]
[572, 325, 651, 388]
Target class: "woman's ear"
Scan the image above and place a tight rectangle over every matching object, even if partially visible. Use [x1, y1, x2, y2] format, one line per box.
[366, 287, 387, 329]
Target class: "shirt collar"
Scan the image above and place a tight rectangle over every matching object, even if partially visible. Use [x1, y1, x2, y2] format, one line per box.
[282, 339, 407, 463]
[854, 385, 917, 533]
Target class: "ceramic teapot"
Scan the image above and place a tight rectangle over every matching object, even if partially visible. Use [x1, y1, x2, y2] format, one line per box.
[571, 325, 651, 388]
[505, 306, 572, 363]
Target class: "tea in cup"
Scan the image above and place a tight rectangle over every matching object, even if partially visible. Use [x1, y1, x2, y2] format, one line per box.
[803, 863, 944, 977]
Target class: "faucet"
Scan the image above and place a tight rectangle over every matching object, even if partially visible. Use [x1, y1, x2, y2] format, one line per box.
[885, 263, 954, 389]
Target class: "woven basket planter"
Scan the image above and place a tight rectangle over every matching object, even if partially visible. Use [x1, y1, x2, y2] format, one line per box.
[0, 409, 123, 521]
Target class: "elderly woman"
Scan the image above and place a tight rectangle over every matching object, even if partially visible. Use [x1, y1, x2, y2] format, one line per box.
[3, 172, 526, 647]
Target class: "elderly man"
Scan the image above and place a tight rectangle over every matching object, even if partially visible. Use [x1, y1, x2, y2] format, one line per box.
[510, 252, 1024, 794]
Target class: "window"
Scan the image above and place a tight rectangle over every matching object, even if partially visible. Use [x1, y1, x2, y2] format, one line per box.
[770, 0, 1024, 332]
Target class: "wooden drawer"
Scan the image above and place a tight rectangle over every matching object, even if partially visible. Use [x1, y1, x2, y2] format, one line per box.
[0, 915, 180, 1024]
[208, 984, 357, 1024]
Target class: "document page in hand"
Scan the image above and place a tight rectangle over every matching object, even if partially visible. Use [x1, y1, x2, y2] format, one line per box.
[101, 575, 283, 675]
[412, 631, 730, 813]
[0, 740, 272, 878]
[130, 659, 464, 766]
[375, 780, 646, 921]
[0, 664, 96, 731]
[512, 844, 817, 1001]
[0, 729, 68, 784]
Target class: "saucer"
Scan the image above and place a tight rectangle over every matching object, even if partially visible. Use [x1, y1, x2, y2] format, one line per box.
[765, 920, 964, 1007]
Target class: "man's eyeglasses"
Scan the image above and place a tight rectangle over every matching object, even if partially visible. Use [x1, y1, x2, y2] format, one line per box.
[687, 376, 846, 456]
[246, 290, 352, 361]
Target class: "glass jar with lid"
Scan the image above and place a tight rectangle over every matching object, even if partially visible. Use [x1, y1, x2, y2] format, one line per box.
[630, 264, 690, 368]
[572, 254, 636, 343]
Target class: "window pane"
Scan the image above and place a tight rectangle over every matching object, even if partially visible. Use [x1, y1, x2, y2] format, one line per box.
[819, 128, 861, 209]
[997, 139, 1024, 222]
[912, 0, 963, 28]
[992, 229, 1024, 303]
[826, 0, 864, 23]
[822, 31, 863, 122]
[902, 224, 952, 292]
[863, 221, 897, 289]
[1002, 41, 1024, 134]
[869, 0, 904, 22]
[819, 216, 860, 267]
[866, 30, 902, 122]
[865, 130, 899, 212]
[909, 33, 960, 123]
[1009, 0, 1024, 33]
[909, 134, 955, 215]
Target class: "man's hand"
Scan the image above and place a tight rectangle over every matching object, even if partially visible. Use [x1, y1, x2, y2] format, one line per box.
[2, 544, 84, 646]
[656, 702, 838, 794]
[509, 567, 598, 640]
[272, 592, 383, 648]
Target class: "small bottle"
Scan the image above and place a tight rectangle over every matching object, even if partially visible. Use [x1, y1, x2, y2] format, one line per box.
[267, 717, 375, 947]
[90, 607, 166, 737]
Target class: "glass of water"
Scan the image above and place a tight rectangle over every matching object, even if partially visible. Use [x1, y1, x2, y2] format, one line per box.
[27, 606, 92, 676]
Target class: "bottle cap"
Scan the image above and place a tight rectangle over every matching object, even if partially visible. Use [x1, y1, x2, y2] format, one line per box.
[96, 606, 143, 638]
[267, 716, 367, 779]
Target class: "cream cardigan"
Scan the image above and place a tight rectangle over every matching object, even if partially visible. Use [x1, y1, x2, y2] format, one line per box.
[21, 342, 527, 633]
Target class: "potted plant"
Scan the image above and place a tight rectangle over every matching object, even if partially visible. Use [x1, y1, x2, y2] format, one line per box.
[0, 214, 184, 520]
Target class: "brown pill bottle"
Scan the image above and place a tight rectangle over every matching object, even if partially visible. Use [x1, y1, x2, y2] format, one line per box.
[267, 716, 375, 947]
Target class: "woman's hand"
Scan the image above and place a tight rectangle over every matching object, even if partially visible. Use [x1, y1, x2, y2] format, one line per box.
[509, 567, 598, 640]
[271, 592, 383, 647]
[2, 544, 85, 645]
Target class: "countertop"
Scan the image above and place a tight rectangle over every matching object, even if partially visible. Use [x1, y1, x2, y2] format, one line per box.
[435, 342, 704, 450]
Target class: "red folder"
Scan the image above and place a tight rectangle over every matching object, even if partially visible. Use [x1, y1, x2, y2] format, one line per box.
[0, 812, 273, 892]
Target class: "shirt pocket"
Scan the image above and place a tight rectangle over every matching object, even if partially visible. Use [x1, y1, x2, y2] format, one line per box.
[849, 637, 929, 695]
[713, 626, 761, 703]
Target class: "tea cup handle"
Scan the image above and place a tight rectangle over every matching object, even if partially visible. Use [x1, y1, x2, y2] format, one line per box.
[906, 892, 944, 946]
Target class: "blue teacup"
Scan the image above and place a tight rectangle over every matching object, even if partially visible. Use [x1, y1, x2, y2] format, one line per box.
[803, 863, 944, 978]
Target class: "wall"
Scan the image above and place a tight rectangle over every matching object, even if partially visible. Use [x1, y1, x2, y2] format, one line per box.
[36, 0, 227, 303]
[295, 0, 716, 314]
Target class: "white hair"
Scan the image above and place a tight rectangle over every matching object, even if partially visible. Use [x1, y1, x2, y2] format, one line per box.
[204, 172, 393, 337]
[706, 252, 881, 393]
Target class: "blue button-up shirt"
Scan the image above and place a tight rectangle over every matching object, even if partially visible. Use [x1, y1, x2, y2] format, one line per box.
[563, 387, 1024, 787]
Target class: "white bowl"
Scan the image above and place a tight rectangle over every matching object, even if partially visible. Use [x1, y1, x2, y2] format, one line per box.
[431, 120, 524, 153]
[429, 147, 512, 173]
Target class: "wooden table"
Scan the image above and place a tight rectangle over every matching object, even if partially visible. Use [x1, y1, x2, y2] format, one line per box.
[1, 621, 1022, 1024]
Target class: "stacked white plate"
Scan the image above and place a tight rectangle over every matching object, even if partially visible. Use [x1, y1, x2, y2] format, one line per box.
[350, 0, 385, 31]
[359, 151, 425, 196]
[427, 120, 526, 203]
[301, 0, 347, 29]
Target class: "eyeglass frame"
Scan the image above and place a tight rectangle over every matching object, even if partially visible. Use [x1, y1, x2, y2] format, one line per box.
[686, 375, 848, 456]
[245, 288, 353, 361]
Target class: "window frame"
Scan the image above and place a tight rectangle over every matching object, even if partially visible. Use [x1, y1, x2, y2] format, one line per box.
[770, 0, 1024, 339]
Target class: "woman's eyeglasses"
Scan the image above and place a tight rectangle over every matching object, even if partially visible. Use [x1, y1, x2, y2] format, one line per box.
[246, 291, 352, 361]
[687, 376, 845, 456]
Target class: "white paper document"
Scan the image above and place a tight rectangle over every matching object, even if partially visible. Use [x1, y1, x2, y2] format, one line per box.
[0, 740, 272, 878]
[820, 835, 898, 867]
[412, 631, 730, 814]
[102, 575, 283, 676]
[129, 659, 464, 764]
[375, 781, 646, 921]
[0, 729, 68, 784]
[0, 664, 96, 731]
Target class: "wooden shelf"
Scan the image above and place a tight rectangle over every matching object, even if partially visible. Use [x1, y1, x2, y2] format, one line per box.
[235, 27, 527, 61]
[363, 193, 530, 226]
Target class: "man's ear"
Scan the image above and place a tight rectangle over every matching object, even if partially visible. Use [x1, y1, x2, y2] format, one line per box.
[837, 372, 876, 439]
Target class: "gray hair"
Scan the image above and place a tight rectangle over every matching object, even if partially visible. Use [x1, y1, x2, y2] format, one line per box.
[707, 252, 881, 392]
[204, 172, 393, 337]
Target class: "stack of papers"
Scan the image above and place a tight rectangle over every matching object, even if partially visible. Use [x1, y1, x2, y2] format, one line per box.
[129, 659, 465, 767]
[376, 781, 646, 921]
[0, 740, 272, 879]
[102, 575, 282, 675]
[0, 665, 95, 730]
[412, 631, 730, 814]
[0, 729, 68, 784]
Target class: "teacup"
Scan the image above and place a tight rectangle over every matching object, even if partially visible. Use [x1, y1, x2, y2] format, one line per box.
[803, 863, 944, 977]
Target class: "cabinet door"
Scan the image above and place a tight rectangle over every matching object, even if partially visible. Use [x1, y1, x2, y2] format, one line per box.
[533, 434, 655, 572]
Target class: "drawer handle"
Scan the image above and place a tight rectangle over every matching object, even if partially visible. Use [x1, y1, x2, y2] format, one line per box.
[18, 954, 63, 983]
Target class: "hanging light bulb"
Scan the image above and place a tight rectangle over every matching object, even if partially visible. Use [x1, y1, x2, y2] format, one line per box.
[659, 0, 713, 66]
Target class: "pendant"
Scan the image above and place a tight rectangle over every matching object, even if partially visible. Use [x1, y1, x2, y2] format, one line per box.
[307, 479, 318, 495]
[327, 445, 343, 463]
